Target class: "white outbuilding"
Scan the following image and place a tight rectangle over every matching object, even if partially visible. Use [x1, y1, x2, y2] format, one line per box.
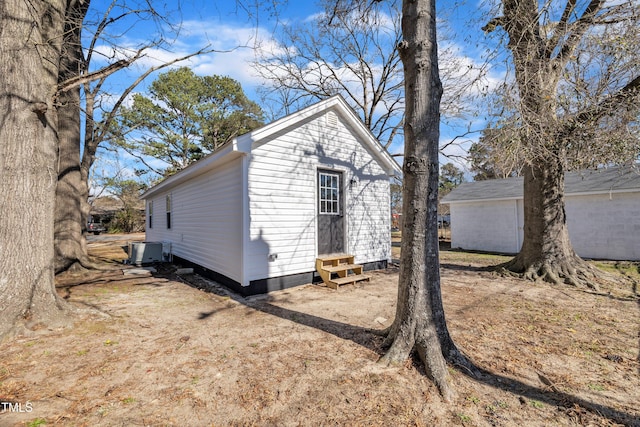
[441, 167, 640, 261]
[140, 95, 402, 295]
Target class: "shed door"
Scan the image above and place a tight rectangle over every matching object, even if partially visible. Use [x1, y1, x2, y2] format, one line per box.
[317, 170, 345, 255]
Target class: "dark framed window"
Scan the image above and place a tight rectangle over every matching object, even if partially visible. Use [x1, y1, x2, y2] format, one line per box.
[166, 194, 172, 229]
[148, 200, 153, 229]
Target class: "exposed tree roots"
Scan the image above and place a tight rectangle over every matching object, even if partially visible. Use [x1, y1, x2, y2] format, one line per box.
[378, 325, 456, 402]
[496, 254, 620, 292]
[56, 254, 114, 275]
[442, 343, 480, 378]
[1, 286, 111, 342]
[378, 321, 480, 377]
[2, 293, 74, 342]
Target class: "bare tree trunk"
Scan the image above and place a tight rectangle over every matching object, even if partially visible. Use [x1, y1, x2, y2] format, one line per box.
[0, 0, 73, 339]
[52, 5, 215, 271]
[379, 0, 455, 401]
[54, 0, 94, 274]
[501, 162, 602, 288]
[56, 69, 91, 273]
[80, 88, 100, 231]
[494, 0, 607, 289]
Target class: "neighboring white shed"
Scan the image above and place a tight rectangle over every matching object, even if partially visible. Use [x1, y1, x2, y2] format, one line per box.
[140, 95, 402, 295]
[441, 167, 640, 261]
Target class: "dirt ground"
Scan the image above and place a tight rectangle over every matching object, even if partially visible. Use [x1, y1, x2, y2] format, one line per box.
[1, 233, 639, 426]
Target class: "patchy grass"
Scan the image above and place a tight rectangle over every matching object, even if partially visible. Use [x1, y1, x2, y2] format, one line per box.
[0, 234, 637, 426]
[593, 260, 640, 279]
[440, 249, 512, 266]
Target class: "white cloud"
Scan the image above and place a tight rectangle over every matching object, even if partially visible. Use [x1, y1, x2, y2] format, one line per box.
[85, 4, 512, 182]
[89, 18, 282, 97]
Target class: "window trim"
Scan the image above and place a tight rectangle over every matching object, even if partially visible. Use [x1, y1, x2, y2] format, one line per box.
[148, 200, 153, 229]
[319, 171, 340, 216]
[166, 194, 172, 229]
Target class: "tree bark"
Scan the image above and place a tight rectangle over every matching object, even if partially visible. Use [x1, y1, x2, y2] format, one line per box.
[53, 11, 216, 271]
[0, 0, 73, 339]
[54, 7, 88, 273]
[54, 0, 94, 274]
[379, 0, 455, 401]
[496, 0, 606, 289]
[500, 162, 601, 289]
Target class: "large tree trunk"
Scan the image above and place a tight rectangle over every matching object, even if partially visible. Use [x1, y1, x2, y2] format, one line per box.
[497, 0, 604, 289]
[501, 161, 601, 289]
[55, 101, 93, 274]
[55, 65, 89, 274]
[54, 0, 94, 274]
[0, 0, 73, 339]
[379, 0, 455, 401]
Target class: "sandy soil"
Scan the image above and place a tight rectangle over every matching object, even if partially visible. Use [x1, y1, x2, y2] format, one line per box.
[1, 234, 638, 426]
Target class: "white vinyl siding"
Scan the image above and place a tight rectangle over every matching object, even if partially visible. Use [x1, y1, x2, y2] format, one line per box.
[246, 110, 391, 281]
[145, 157, 244, 282]
[565, 192, 640, 260]
[449, 190, 640, 261]
[346, 178, 391, 264]
[142, 96, 400, 290]
[449, 199, 521, 254]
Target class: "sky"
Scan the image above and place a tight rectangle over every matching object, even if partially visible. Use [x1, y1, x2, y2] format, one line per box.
[86, 0, 502, 185]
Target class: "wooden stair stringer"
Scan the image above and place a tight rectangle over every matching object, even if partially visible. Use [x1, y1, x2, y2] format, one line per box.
[315, 254, 370, 289]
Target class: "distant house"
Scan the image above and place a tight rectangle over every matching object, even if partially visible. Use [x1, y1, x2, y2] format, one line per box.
[140, 95, 402, 295]
[441, 167, 640, 261]
[88, 196, 145, 231]
[89, 196, 124, 224]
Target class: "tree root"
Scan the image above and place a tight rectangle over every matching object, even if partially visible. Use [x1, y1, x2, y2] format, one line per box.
[415, 343, 456, 403]
[371, 324, 391, 337]
[444, 345, 481, 378]
[57, 255, 116, 275]
[378, 322, 457, 402]
[378, 340, 456, 402]
[380, 311, 475, 377]
[496, 256, 610, 292]
[77, 256, 115, 271]
[1, 292, 101, 342]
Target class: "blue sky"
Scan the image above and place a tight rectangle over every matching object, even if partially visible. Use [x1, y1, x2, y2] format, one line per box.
[86, 0, 501, 184]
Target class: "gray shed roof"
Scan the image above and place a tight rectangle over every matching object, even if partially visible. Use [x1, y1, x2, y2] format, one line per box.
[442, 166, 640, 203]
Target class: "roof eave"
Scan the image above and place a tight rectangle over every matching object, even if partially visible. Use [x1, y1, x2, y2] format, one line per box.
[331, 96, 402, 177]
[141, 95, 403, 199]
[140, 141, 247, 199]
[442, 187, 640, 204]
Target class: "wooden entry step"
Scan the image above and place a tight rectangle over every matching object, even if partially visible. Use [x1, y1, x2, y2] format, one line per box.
[316, 254, 370, 289]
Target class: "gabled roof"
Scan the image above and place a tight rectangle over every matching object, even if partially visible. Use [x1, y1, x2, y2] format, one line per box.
[141, 95, 401, 199]
[442, 166, 640, 204]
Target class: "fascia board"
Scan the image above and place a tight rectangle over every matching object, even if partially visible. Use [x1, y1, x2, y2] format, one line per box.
[140, 144, 243, 199]
[443, 188, 640, 204]
[331, 96, 402, 177]
[442, 196, 522, 205]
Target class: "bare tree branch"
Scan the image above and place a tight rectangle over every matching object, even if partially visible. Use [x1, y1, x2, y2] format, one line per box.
[254, 0, 405, 143]
[95, 46, 217, 144]
[58, 56, 139, 93]
[552, 0, 604, 66]
[572, 74, 640, 125]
